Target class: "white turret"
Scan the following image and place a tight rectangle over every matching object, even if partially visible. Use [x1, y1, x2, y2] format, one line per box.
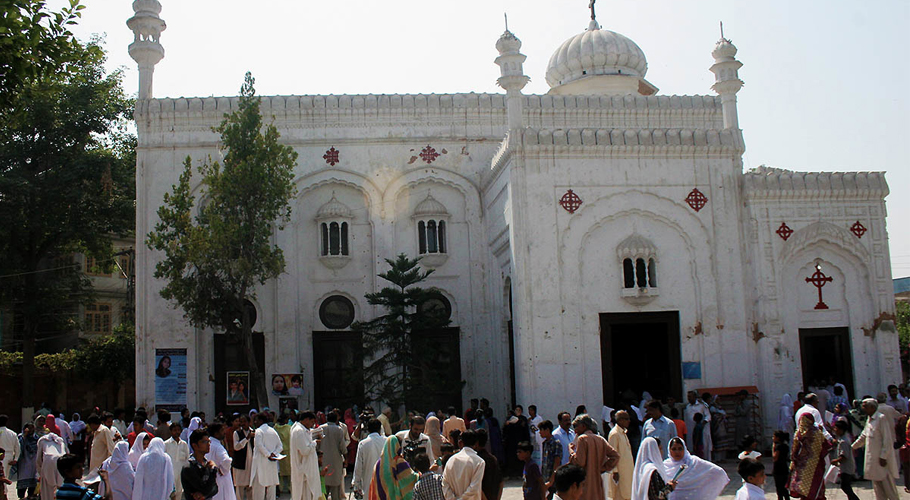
[494, 17, 529, 131]
[709, 23, 744, 129]
[127, 0, 166, 100]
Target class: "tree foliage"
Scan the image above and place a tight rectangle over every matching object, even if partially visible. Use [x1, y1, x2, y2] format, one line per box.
[147, 72, 298, 410]
[0, 0, 85, 109]
[0, 33, 135, 410]
[897, 301, 910, 349]
[352, 254, 451, 408]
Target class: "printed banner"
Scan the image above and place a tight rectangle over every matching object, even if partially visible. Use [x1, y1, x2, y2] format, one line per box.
[279, 396, 299, 414]
[271, 373, 304, 396]
[227, 371, 250, 406]
[155, 348, 187, 411]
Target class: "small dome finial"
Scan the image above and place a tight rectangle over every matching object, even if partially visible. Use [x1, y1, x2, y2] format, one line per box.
[587, 0, 600, 30]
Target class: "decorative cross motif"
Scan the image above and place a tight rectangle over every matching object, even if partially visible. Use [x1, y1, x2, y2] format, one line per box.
[775, 222, 793, 241]
[805, 263, 833, 310]
[850, 221, 867, 239]
[323, 147, 339, 166]
[559, 190, 583, 214]
[419, 145, 440, 164]
[685, 188, 708, 212]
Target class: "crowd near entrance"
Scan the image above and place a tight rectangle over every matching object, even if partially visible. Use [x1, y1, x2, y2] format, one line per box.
[799, 327, 855, 400]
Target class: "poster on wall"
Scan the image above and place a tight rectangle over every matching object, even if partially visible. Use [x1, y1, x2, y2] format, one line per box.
[155, 348, 187, 411]
[227, 371, 250, 406]
[271, 373, 304, 396]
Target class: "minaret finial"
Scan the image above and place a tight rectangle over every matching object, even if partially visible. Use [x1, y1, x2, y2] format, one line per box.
[720, 21, 725, 40]
[504, 13, 508, 32]
[127, 0, 166, 100]
[589, 0, 596, 21]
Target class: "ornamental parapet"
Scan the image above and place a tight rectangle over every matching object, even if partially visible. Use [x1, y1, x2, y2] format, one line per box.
[743, 166, 889, 201]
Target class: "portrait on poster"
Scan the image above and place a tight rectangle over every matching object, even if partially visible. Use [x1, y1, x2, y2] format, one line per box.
[155, 348, 187, 411]
[227, 371, 250, 405]
[271, 373, 304, 396]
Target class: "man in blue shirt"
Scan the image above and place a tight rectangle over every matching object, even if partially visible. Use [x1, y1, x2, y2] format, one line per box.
[641, 400, 677, 459]
[55, 453, 112, 500]
[550, 412, 575, 467]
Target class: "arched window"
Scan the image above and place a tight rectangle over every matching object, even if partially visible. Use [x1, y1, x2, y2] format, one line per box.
[320, 221, 349, 257]
[623, 259, 635, 288]
[636, 258, 647, 287]
[417, 219, 447, 255]
[316, 193, 352, 260]
[648, 258, 657, 287]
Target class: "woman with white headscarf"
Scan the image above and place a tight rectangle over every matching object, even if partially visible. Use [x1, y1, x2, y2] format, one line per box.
[128, 432, 151, 470]
[663, 437, 729, 500]
[777, 394, 794, 436]
[36, 428, 68, 500]
[102, 441, 135, 500]
[181, 417, 202, 454]
[133, 437, 175, 500]
[631, 437, 674, 500]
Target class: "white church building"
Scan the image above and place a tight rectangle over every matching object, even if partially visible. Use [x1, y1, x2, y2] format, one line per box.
[130, 0, 900, 433]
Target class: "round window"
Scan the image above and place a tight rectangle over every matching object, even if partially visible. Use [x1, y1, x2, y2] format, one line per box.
[319, 295, 355, 329]
[231, 299, 258, 333]
[418, 293, 452, 321]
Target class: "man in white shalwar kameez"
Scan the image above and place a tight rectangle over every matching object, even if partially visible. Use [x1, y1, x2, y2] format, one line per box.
[683, 391, 712, 461]
[165, 424, 190, 500]
[352, 419, 386, 497]
[133, 437, 175, 500]
[290, 412, 322, 500]
[36, 430, 67, 500]
[206, 423, 237, 500]
[852, 399, 901, 500]
[249, 414, 282, 500]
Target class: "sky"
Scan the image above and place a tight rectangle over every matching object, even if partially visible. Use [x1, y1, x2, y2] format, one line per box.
[51, 0, 910, 278]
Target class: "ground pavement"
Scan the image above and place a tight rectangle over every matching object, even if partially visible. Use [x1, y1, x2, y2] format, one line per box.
[495, 458, 893, 500]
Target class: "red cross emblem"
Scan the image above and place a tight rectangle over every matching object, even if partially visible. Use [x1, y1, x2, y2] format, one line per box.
[559, 190, 583, 214]
[805, 263, 833, 310]
[323, 147, 339, 166]
[850, 221, 866, 239]
[776, 222, 793, 241]
[419, 145, 440, 164]
[685, 188, 708, 212]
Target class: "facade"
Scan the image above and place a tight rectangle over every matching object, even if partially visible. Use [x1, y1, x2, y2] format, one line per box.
[130, 1, 899, 432]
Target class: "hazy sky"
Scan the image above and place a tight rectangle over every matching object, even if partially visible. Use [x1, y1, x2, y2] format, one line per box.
[51, 0, 909, 278]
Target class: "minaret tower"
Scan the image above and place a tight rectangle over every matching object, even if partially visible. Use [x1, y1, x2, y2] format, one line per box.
[494, 15, 529, 130]
[127, 0, 166, 100]
[709, 22, 744, 129]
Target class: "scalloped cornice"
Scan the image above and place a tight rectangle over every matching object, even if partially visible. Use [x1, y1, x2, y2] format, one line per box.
[514, 127, 743, 153]
[744, 166, 889, 201]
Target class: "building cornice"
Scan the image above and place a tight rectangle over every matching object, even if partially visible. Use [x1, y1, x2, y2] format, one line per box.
[743, 166, 889, 201]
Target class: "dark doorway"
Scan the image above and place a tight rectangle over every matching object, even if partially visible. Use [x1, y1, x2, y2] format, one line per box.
[411, 327, 463, 412]
[798, 327, 854, 398]
[313, 331, 364, 411]
[214, 332, 265, 415]
[600, 312, 681, 407]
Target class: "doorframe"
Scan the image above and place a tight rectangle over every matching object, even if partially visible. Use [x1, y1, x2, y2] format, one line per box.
[797, 327, 854, 399]
[599, 311, 681, 407]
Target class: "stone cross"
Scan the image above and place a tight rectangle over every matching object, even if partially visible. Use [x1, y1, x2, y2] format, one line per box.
[805, 263, 833, 310]
[589, 0, 596, 21]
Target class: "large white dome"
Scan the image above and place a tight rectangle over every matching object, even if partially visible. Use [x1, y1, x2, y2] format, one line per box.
[545, 23, 648, 89]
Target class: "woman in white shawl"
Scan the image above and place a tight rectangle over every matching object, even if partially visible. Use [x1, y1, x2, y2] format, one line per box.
[36, 430, 68, 500]
[102, 441, 135, 500]
[777, 394, 794, 436]
[128, 432, 151, 470]
[181, 417, 202, 454]
[631, 437, 674, 500]
[133, 437, 175, 500]
[663, 437, 728, 500]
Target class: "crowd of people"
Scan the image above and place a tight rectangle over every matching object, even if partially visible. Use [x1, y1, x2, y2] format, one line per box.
[0, 382, 907, 500]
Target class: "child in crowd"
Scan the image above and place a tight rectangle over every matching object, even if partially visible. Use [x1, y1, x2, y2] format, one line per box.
[437, 442, 456, 470]
[830, 420, 860, 500]
[317, 450, 329, 500]
[412, 453, 444, 500]
[537, 420, 561, 498]
[0, 449, 10, 500]
[771, 431, 790, 500]
[56, 453, 112, 500]
[738, 435, 762, 460]
[517, 441, 545, 500]
[735, 457, 767, 500]
[670, 408, 687, 443]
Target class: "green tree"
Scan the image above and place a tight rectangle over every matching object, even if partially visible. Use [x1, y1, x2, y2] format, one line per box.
[897, 301, 910, 349]
[147, 72, 298, 410]
[0, 0, 85, 109]
[0, 36, 135, 417]
[352, 254, 451, 408]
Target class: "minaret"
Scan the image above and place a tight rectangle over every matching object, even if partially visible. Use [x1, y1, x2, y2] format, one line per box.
[494, 16, 529, 131]
[127, 0, 166, 100]
[709, 23, 744, 129]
